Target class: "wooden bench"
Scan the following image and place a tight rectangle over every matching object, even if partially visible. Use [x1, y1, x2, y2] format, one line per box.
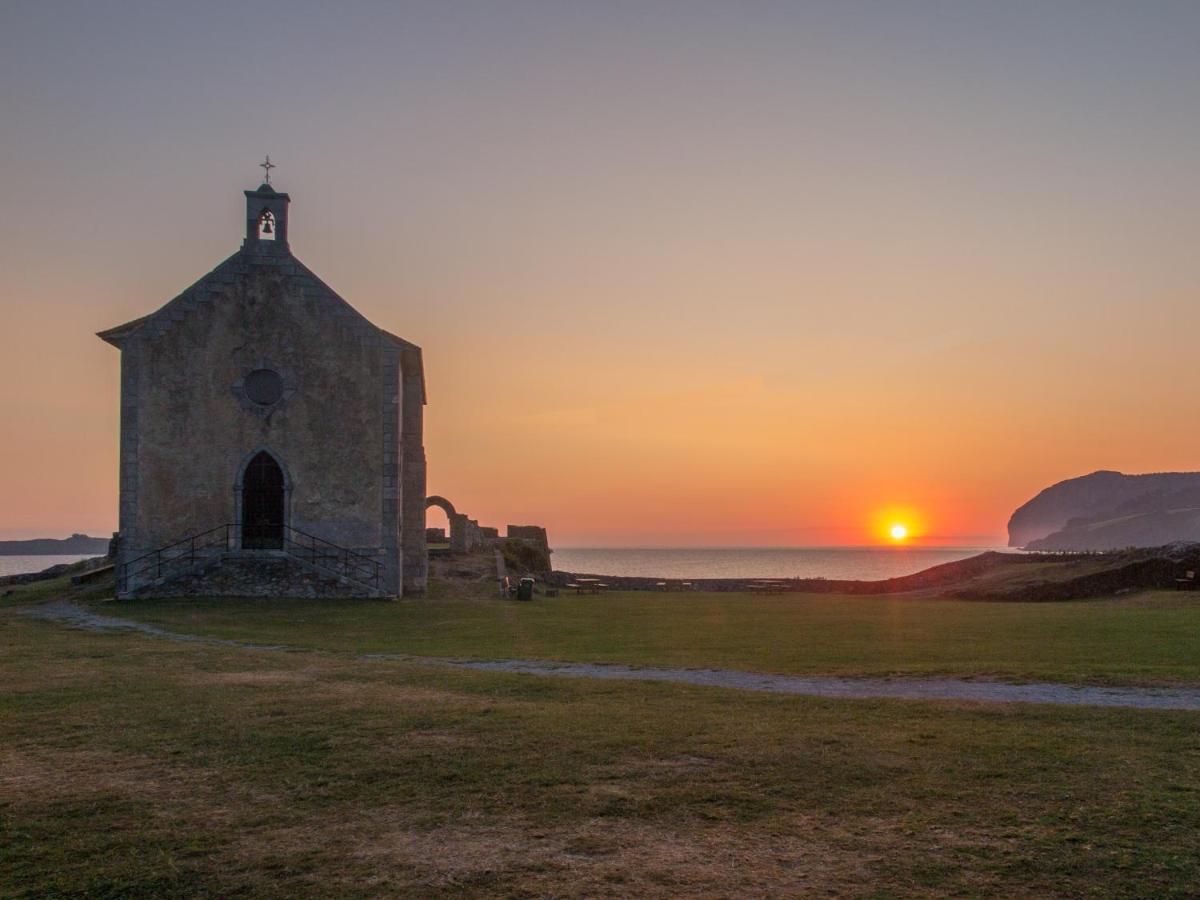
[1176, 570, 1197, 591]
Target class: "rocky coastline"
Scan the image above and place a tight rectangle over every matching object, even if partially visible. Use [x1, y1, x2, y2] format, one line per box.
[550, 545, 1200, 601]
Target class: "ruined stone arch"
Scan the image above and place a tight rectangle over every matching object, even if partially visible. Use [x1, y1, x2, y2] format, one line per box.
[425, 495, 477, 552]
[425, 495, 457, 519]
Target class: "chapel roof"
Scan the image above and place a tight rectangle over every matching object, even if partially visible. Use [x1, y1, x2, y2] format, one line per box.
[97, 182, 426, 402]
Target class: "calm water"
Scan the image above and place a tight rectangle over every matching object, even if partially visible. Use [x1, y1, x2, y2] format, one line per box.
[552, 546, 1011, 581]
[0, 555, 94, 577]
[1, 549, 1010, 581]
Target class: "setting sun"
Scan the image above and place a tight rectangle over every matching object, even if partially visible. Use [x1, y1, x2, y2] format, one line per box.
[870, 506, 925, 544]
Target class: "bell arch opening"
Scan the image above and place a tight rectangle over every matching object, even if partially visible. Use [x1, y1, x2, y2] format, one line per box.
[257, 209, 276, 241]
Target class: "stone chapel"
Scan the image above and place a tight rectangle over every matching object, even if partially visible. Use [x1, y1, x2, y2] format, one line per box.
[99, 174, 427, 598]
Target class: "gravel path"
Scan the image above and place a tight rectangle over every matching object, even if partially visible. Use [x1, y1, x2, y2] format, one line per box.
[25, 600, 1200, 711]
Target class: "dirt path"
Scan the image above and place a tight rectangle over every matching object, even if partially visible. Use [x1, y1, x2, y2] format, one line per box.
[24, 600, 1200, 711]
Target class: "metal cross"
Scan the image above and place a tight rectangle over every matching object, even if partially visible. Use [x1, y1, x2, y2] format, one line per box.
[259, 155, 275, 185]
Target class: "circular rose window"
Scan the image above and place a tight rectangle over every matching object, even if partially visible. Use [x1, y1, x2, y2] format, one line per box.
[243, 368, 284, 406]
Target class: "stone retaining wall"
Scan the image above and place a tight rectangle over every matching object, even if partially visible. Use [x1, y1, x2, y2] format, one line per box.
[142, 556, 372, 599]
[1, 557, 108, 587]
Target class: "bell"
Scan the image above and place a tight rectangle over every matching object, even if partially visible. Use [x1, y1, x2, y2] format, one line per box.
[261, 217, 273, 234]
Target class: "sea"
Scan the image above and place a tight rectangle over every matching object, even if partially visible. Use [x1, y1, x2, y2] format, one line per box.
[2, 548, 1014, 582]
[0, 555, 95, 578]
[551, 546, 1012, 581]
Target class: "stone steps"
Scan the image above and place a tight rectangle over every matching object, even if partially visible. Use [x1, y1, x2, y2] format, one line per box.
[141, 554, 374, 599]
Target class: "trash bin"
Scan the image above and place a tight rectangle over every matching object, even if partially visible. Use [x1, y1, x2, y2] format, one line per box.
[517, 577, 535, 601]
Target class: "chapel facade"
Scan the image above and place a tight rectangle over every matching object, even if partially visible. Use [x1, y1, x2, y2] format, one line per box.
[99, 176, 427, 598]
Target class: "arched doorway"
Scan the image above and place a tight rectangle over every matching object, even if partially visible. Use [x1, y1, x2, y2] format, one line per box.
[426, 503, 451, 547]
[242, 451, 285, 549]
[425, 495, 456, 548]
[425, 495, 461, 551]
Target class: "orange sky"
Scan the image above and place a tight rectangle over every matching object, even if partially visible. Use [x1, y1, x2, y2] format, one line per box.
[3, 3, 1199, 546]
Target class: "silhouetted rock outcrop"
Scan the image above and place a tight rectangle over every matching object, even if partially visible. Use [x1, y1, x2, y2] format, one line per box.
[1009, 471, 1200, 550]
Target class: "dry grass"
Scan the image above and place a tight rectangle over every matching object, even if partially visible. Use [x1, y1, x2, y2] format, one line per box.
[106, 585, 1200, 685]
[0, 742, 968, 896]
[185, 669, 317, 686]
[3, 584, 1200, 896]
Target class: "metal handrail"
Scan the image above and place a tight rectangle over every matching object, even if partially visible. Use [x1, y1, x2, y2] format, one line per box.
[122, 524, 231, 571]
[281, 524, 381, 589]
[121, 523, 233, 591]
[121, 522, 382, 593]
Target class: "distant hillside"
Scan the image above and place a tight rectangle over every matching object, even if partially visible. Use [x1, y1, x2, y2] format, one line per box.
[1009, 471, 1200, 550]
[0, 534, 110, 556]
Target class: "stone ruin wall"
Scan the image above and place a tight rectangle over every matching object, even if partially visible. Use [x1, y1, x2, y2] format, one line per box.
[505, 525, 549, 551]
[425, 496, 550, 558]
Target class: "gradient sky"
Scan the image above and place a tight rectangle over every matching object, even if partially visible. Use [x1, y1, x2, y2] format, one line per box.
[2, 1, 1199, 546]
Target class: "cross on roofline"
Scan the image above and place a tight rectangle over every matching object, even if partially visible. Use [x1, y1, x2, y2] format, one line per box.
[260, 155, 275, 185]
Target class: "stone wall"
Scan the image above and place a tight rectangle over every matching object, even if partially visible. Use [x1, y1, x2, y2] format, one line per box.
[105, 250, 426, 597]
[124, 263, 386, 550]
[507, 525, 549, 551]
[0, 557, 108, 587]
[426, 496, 496, 554]
[143, 555, 373, 599]
[399, 357, 427, 592]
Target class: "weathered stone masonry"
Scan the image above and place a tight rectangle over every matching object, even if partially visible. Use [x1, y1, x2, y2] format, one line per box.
[99, 180, 427, 598]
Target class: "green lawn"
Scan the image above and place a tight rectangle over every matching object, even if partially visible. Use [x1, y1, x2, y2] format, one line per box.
[4, 587, 1200, 897]
[100, 584, 1200, 686]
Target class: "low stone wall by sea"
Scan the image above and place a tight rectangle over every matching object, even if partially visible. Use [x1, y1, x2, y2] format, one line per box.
[0, 557, 108, 587]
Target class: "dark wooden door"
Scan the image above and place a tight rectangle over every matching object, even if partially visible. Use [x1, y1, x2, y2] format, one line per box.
[242, 452, 284, 549]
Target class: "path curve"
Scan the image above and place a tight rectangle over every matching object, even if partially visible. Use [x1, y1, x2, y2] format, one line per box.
[24, 601, 1200, 711]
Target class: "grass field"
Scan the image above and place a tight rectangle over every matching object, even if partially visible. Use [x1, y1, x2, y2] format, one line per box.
[100, 584, 1200, 686]
[4, 577, 1200, 896]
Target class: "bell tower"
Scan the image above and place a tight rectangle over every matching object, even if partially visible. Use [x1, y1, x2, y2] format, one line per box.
[243, 157, 290, 255]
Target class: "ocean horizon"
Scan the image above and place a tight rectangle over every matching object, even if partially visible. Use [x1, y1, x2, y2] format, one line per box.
[551, 546, 1013, 581]
[2, 547, 1017, 584]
